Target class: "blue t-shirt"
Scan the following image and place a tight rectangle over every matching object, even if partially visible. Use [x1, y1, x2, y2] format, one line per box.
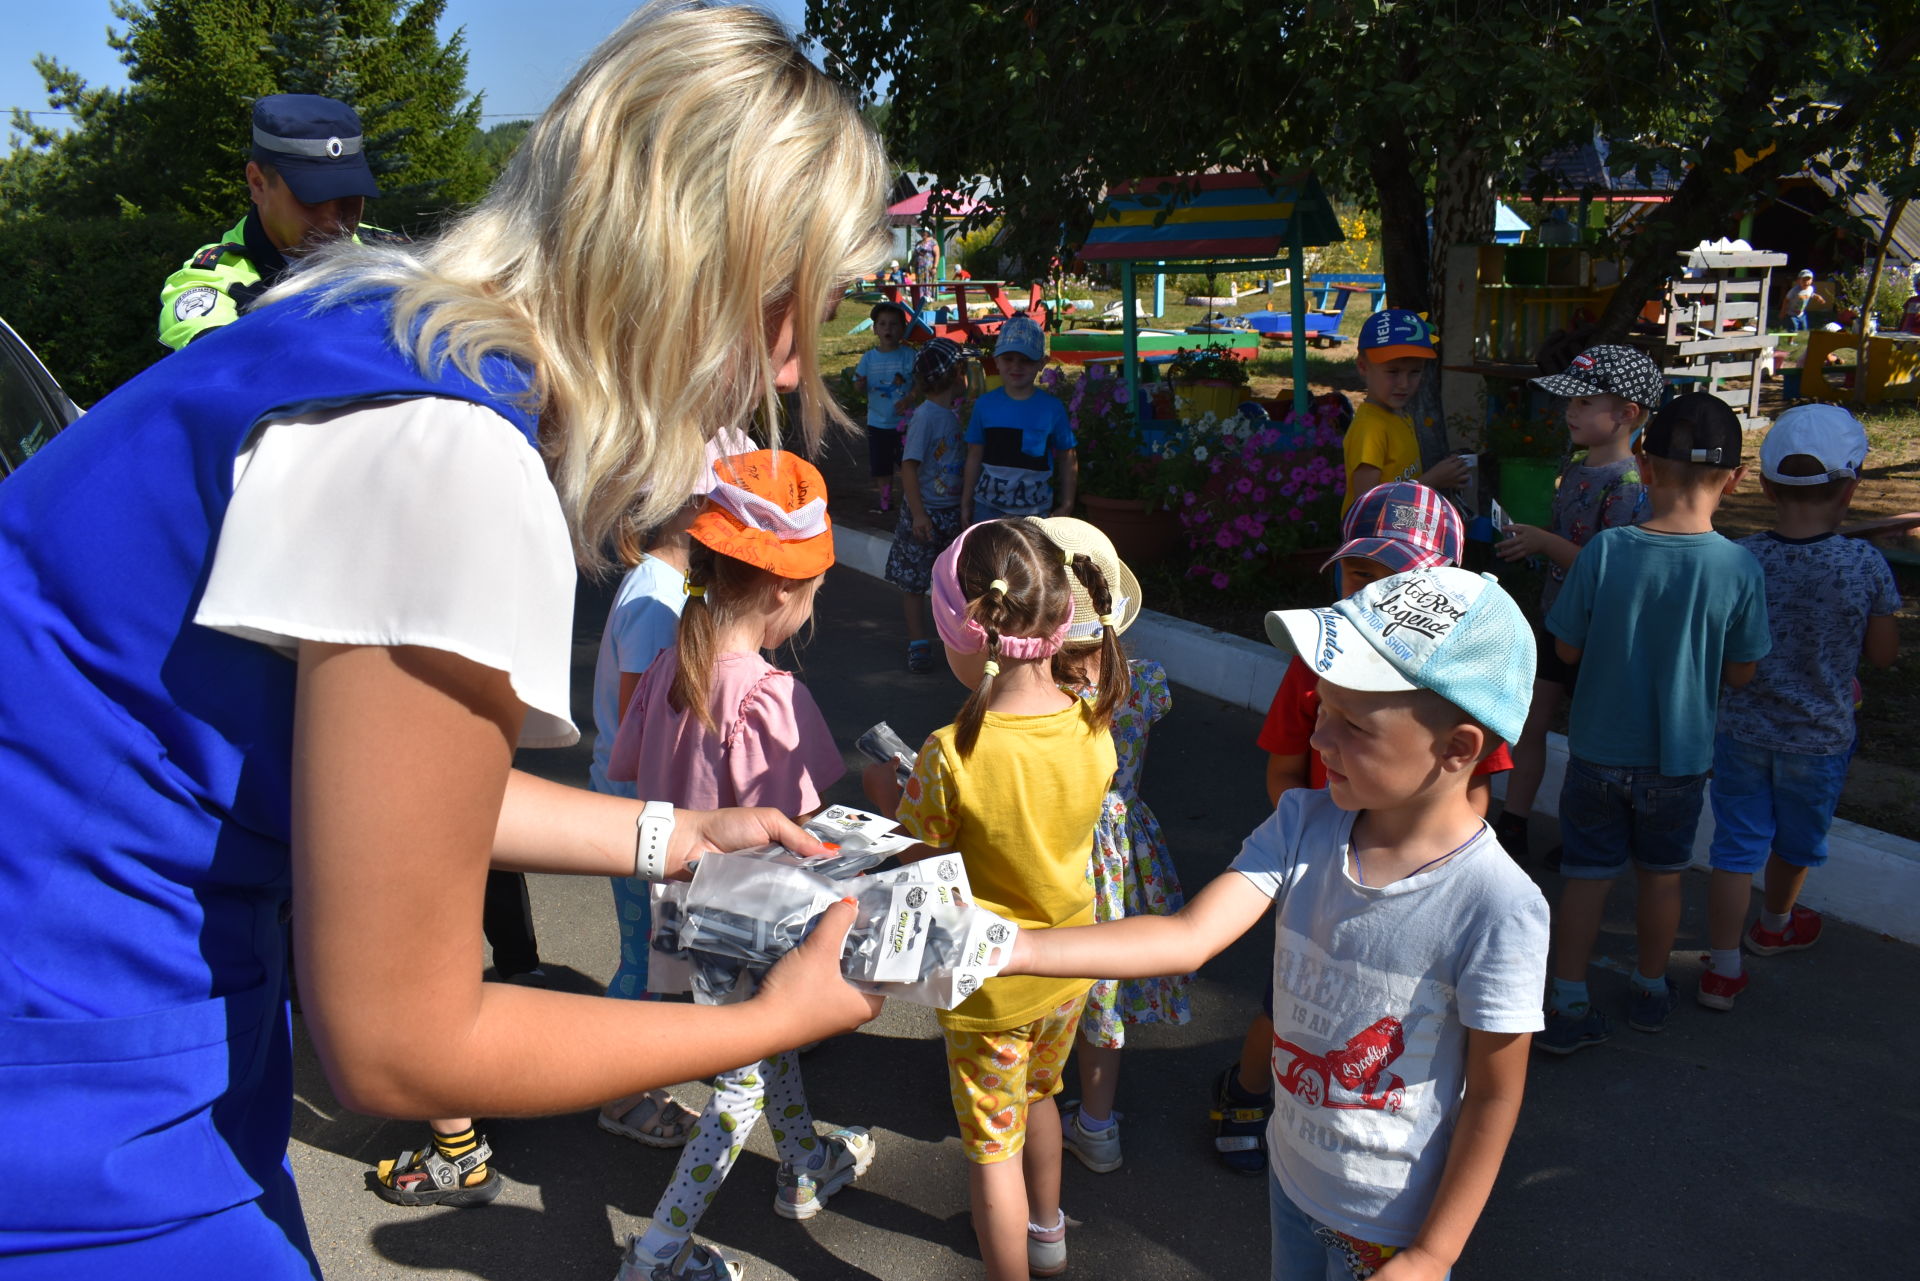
[903, 399, 966, 509]
[590, 555, 686, 794]
[964, 387, 1074, 514]
[855, 346, 917, 430]
[1547, 525, 1771, 776]
[1717, 532, 1901, 755]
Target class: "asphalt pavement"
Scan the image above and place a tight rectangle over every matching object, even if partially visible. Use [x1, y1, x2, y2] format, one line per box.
[290, 562, 1920, 1280]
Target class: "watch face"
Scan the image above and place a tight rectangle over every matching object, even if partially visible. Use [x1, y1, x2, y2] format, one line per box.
[173, 286, 221, 321]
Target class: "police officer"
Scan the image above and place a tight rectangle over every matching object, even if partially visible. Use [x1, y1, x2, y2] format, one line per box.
[157, 94, 404, 350]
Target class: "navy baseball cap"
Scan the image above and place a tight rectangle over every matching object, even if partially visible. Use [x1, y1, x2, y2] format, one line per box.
[251, 94, 381, 205]
[1357, 309, 1437, 361]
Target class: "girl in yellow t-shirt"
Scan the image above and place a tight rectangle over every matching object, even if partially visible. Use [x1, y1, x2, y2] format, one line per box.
[865, 518, 1118, 1281]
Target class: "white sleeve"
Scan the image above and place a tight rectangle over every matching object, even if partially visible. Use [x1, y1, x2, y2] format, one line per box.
[194, 397, 579, 748]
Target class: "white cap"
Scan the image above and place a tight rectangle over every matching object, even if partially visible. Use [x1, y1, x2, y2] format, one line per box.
[1760, 404, 1869, 485]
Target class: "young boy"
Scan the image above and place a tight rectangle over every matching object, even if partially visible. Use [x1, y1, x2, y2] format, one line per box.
[1493, 345, 1663, 865]
[1216, 483, 1516, 1179]
[960, 314, 1076, 522]
[853, 299, 917, 513]
[1341, 309, 1468, 516]
[885, 337, 973, 673]
[1011, 566, 1549, 1279]
[1540, 393, 1772, 1053]
[1699, 405, 1900, 1010]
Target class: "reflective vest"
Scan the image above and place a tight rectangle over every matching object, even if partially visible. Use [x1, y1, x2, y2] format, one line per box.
[157, 210, 405, 351]
[0, 292, 537, 1274]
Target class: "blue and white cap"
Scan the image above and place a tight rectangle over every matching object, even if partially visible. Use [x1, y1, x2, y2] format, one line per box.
[1264, 567, 1534, 746]
[994, 314, 1047, 361]
[251, 94, 381, 205]
[1356, 308, 1436, 361]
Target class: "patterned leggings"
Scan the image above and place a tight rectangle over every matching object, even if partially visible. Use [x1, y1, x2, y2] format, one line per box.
[633, 1052, 821, 1259]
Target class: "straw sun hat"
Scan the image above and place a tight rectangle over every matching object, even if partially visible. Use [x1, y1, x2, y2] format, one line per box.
[1025, 516, 1142, 645]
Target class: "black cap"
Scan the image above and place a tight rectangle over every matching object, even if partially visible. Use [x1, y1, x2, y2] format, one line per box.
[869, 299, 913, 324]
[251, 94, 381, 205]
[1642, 392, 1743, 467]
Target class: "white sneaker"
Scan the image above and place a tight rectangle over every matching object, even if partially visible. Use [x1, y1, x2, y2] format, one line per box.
[774, 1126, 875, 1220]
[1028, 1209, 1068, 1277]
[1061, 1104, 1122, 1174]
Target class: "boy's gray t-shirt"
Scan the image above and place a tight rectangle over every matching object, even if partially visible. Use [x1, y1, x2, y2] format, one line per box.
[1547, 525, 1771, 776]
[902, 401, 965, 509]
[1717, 532, 1901, 755]
[1541, 455, 1647, 614]
[1230, 790, 1549, 1247]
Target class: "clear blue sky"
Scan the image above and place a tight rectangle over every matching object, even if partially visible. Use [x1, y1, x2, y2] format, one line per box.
[4, 1, 812, 131]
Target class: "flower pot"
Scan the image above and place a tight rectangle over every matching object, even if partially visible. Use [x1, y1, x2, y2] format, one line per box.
[1171, 379, 1244, 424]
[1079, 493, 1185, 564]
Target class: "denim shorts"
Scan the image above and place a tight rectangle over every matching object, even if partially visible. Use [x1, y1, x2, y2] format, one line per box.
[1268, 1176, 1446, 1281]
[1556, 756, 1707, 879]
[1708, 733, 1850, 874]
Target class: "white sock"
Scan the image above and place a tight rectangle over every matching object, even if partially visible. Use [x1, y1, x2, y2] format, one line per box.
[1709, 948, 1743, 979]
[1761, 910, 1792, 933]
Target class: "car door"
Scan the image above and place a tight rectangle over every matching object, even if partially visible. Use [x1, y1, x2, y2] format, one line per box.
[0, 317, 81, 479]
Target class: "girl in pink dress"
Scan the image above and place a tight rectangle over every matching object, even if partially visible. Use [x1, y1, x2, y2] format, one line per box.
[608, 450, 873, 1281]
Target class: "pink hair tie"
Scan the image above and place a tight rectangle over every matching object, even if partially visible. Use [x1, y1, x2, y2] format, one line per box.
[930, 525, 1072, 659]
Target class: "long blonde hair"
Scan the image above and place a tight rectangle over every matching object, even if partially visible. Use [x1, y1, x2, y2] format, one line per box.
[265, 1, 889, 571]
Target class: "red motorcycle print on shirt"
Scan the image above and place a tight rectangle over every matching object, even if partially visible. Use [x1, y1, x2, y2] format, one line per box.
[1272, 1017, 1408, 1114]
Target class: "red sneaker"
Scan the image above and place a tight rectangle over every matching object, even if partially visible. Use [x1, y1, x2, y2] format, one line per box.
[1697, 967, 1749, 1011]
[1745, 906, 1823, 956]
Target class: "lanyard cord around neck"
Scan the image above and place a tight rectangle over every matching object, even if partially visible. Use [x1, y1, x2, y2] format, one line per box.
[1352, 825, 1481, 889]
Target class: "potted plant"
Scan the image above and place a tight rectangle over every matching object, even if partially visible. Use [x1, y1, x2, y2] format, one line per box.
[1163, 344, 1252, 423]
[1051, 366, 1189, 562]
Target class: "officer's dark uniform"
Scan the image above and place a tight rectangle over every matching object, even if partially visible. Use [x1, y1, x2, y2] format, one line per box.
[157, 94, 403, 351]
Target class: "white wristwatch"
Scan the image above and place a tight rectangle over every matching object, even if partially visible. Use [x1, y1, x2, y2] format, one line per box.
[633, 800, 675, 882]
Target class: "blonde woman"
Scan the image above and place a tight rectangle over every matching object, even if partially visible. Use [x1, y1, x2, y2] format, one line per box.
[0, 4, 888, 1277]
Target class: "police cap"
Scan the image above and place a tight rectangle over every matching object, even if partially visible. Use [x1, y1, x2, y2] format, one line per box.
[251, 94, 381, 205]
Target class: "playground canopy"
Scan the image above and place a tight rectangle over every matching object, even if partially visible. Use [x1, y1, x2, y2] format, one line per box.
[1077, 170, 1344, 416]
[885, 190, 989, 224]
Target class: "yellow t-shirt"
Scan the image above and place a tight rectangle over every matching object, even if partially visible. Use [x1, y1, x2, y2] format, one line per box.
[1342, 399, 1423, 515]
[896, 700, 1117, 1033]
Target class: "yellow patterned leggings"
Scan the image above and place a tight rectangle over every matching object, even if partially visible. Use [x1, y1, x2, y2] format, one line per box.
[943, 995, 1087, 1164]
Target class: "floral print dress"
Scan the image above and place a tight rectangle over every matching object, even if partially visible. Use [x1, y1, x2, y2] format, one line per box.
[1078, 658, 1192, 1049]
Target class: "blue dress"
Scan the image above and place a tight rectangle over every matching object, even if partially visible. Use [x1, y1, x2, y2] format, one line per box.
[0, 294, 538, 1275]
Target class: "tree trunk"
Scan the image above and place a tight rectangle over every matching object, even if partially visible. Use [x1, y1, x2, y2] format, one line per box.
[1368, 130, 1450, 460]
[1420, 138, 1495, 458]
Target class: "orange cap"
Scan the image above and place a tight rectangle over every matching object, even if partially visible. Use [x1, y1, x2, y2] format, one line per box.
[689, 449, 835, 579]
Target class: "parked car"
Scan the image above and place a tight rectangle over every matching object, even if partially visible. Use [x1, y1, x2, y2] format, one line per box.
[0, 316, 81, 479]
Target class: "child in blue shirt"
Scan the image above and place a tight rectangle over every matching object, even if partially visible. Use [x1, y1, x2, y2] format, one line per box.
[1541, 393, 1771, 1053]
[853, 300, 917, 513]
[1699, 405, 1900, 1011]
[885, 338, 973, 673]
[961, 314, 1076, 521]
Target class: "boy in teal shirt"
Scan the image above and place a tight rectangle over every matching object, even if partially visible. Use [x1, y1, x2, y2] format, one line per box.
[1540, 393, 1771, 1053]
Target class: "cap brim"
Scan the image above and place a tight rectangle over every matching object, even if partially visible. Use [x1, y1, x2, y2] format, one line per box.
[1264, 606, 1416, 693]
[1317, 537, 1444, 577]
[268, 152, 381, 203]
[1530, 372, 1601, 398]
[1361, 345, 1435, 361]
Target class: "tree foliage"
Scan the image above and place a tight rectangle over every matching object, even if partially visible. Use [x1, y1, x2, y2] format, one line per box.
[2, 0, 486, 229]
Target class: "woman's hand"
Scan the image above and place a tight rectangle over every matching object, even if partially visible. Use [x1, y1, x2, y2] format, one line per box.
[755, 899, 885, 1039]
[668, 806, 829, 878]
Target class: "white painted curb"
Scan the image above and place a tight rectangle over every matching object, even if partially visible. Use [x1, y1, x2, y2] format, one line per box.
[834, 523, 1920, 944]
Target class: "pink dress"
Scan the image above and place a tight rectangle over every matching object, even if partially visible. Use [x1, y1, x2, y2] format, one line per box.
[608, 649, 846, 811]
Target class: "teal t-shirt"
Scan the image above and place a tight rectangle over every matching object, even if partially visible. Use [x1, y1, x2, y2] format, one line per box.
[1546, 525, 1771, 776]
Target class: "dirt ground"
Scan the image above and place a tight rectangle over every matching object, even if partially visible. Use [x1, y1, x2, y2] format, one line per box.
[813, 288, 1919, 838]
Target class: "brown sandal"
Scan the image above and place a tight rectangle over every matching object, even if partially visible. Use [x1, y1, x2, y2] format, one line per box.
[597, 1089, 698, 1148]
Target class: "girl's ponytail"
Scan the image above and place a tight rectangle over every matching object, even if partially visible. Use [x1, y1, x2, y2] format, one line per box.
[1066, 552, 1124, 731]
[669, 543, 722, 734]
[953, 578, 1010, 757]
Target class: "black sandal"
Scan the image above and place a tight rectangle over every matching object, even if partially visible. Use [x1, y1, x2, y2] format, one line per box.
[372, 1133, 502, 1207]
[1209, 1063, 1272, 1177]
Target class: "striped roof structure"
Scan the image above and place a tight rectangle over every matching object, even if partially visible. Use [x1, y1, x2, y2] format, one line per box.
[1079, 170, 1344, 261]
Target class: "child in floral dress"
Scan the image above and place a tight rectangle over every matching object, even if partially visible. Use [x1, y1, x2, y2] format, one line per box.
[1030, 516, 1192, 1174]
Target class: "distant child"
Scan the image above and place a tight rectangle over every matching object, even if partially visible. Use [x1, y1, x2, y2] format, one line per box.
[961, 314, 1077, 523]
[1009, 566, 1550, 1281]
[607, 450, 874, 1281]
[1540, 394, 1772, 1054]
[1700, 405, 1900, 1010]
[854, 299, 916, 513]
[886, 337, 974, 673]
[865, 518, 1119, 1281]
[1031, 516, 1191, 1177]
[1219, 482, 1512, 1179]
[1341, 309, 1468, 516]
[1493, 345, 1663, 866]
[1777, 268, 1821, 332]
